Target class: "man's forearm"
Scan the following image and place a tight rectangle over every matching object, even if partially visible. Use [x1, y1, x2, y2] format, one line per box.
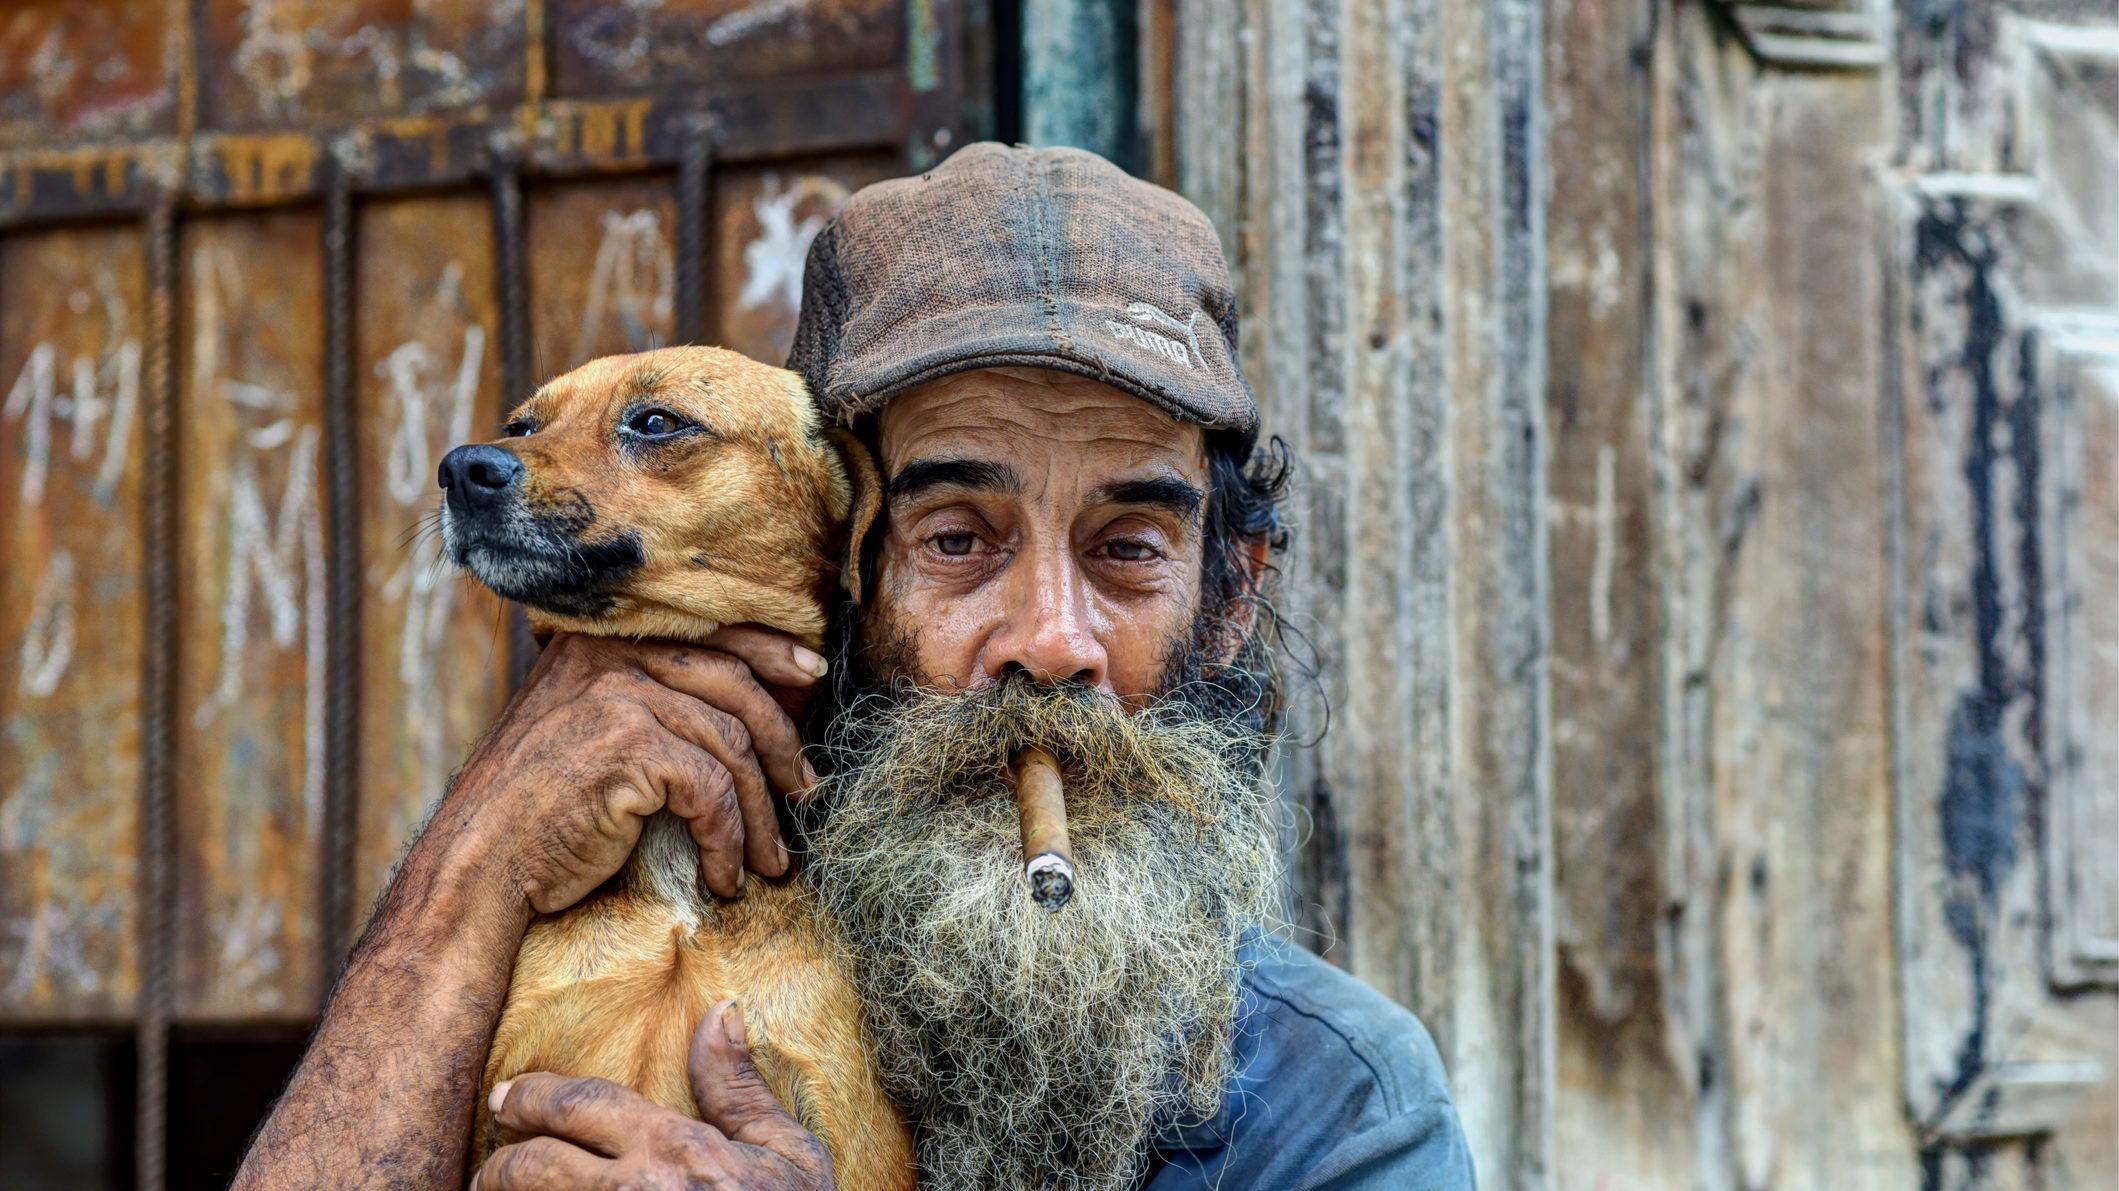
[234, 834, 530, 1190]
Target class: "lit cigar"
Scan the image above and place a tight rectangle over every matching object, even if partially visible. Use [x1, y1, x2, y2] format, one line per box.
[1012, 746, 1075, 911]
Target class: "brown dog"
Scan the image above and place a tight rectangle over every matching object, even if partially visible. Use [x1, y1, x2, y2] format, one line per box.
[437, 346, 909, 1187]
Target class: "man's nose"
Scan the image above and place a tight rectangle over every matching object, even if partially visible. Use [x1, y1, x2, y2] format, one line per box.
[437, 444, 523, 510]
[981, 545, 1108, 689]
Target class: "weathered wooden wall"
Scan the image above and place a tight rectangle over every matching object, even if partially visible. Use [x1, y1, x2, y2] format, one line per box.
[1129, 0, 2118, 1186]
[0, 2, 974, 1185]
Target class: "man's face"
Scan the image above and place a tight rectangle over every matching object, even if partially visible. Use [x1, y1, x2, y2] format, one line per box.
[863, 366, 1210, 695]
[808, 368, 1280, 1189]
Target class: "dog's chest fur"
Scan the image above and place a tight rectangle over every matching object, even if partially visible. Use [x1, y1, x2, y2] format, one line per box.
[476, 813, 914, 1187]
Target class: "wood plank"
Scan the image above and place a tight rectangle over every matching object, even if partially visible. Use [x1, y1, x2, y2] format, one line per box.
[1710, 68, 1907, 1187]
[0, 224, 148, 1022]
[1437, 0, 1556, 1179]
[1543, 0, 1692, 1179]
[2048, 355, 2119, 988]
[350, 194, 512, 936]
[173, 210, 326, 1021]
[1654, 11, 1914, 1182]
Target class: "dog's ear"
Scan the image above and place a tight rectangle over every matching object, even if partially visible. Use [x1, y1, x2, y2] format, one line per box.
[825, 427, 883, 604]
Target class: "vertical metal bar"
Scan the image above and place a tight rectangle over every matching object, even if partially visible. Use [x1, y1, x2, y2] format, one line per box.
[142, 7, 195, 1181]
[490, 148, 539, 690]
[319, 141, 363, 982]
[675, 117, 715, 345]
[136, 188, 179, 1191]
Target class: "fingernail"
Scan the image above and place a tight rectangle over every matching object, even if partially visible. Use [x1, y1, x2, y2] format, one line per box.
[792, 645, 828, 678]
[775, 838, 791, 873]
[722, 1002, 748, 1047]
[488, 1080, 513, 1115]
[801, 759, 821, 790]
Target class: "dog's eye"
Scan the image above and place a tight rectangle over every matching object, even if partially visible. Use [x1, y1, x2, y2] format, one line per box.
[502, 419, 534, 438]
[625, 407, 692, 439]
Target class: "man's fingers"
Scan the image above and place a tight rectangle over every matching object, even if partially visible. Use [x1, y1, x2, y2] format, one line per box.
[691, 1001, 829, 1177]
[488, 1073, 658, 1159]
[640, 688, 788, 880]
[470, 1136, 613, 1191]
[702, 625, 830, 689]
[655, 745, 745, 897]
[633, 646, 814, 797]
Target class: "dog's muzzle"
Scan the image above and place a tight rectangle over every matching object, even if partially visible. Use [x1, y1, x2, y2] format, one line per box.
[436, 443, 643, 618]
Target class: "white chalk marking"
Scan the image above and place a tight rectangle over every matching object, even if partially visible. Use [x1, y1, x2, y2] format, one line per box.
[1591, 443, 1615, 650]
[16, 550, 77, 699]
[192, 239, 328, 828]
[708, 0, 805, 47]
[2, 272, 140, 504]
[737, 173, 850, 314]
[3, 343, 56, 504]
[575, 209, 673, 362]
[375, 263, 488, 793]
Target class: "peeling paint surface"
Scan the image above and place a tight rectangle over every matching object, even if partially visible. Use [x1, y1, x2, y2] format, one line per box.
[711, 157, 892, 362]
[0, 226, 146, 1022]
[174, 212, 327, 1020]
[352, 194, 511, 929]
[0, 1, 176, 149]
[196, 0, 525, 131]
[549, 0, 897, 98]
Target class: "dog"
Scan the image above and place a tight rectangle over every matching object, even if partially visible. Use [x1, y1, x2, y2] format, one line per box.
[436, 346, 910, 1188]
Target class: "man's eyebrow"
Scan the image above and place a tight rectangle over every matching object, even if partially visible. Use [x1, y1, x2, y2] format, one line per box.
[886, 457, 1022, 502]
[1088, 474, 1205, 520]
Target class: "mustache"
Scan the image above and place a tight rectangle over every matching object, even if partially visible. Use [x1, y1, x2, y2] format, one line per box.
[809, 675, 1263, 826]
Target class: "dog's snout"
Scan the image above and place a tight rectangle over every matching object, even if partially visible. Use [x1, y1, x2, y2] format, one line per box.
[439, 443, 524, 506]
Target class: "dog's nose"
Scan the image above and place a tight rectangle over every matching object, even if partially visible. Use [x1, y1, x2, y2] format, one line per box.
[438, 443, 524, 506]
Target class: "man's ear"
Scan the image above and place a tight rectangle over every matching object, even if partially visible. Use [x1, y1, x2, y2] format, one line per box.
[826, 427, 883, 604]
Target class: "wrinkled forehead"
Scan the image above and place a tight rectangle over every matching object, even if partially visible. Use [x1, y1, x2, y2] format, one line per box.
[877, 367, 1206, 476]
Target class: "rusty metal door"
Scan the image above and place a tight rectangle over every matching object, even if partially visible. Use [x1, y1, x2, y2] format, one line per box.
[0, 2, 978, 1183]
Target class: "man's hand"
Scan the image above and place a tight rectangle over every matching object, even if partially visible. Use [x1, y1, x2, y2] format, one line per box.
[474, 1001, 834, 1191]
[442, 627, 828, 908]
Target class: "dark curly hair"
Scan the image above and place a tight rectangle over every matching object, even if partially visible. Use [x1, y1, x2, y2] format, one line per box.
[1201, 432, 1292, 624]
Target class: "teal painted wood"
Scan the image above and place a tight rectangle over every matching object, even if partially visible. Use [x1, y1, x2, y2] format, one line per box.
[1020, 0, 1138, 170]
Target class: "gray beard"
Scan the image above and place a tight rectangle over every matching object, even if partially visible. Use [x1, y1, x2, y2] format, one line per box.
[804, 678, 1284, 1190]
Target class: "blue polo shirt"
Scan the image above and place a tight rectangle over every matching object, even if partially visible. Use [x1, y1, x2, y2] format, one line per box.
[1141, 937, 1476, 1190]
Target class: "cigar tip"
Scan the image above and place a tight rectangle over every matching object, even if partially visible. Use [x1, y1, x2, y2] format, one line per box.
[1026, 852, 1075, 912]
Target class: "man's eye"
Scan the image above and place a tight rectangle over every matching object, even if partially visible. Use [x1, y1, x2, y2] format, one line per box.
[1104, 538, 1157, 561]
[502, 419, 534, 438]
[625, 407, 691, 438]
[932, 532, 978, 557]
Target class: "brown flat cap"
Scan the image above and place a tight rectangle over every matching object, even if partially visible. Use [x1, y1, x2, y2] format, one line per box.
[787, 142, 1258, 445]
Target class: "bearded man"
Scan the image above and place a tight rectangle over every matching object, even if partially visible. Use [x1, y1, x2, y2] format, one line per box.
[237, 144, 1473, 1190]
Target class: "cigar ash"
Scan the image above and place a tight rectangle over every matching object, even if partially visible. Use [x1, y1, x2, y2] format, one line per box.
[1027, 851, 1076, 911]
